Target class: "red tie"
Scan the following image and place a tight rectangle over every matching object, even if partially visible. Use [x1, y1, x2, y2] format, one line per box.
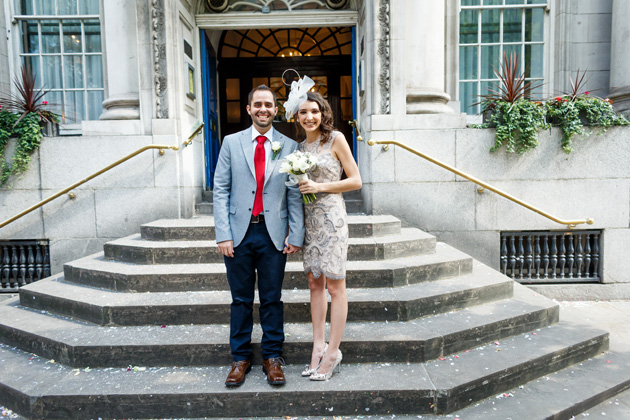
[253, 135, 266, 216]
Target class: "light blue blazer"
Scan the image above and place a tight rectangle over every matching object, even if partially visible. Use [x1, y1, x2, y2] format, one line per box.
[213, 127, 305, 251]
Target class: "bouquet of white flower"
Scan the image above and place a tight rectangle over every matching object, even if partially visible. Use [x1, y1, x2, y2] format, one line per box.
[279, 150, 319, 204]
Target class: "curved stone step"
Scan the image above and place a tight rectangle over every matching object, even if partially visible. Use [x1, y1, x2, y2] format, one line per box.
[194, 202, 213, 215]
[103, 228, 436, 264]
[0, 322, 609, 419]
[18, 262, 512, 326]
[141, 215, 401, 241]
[0, 284, 556, 368]
[64, 242, 472, 292]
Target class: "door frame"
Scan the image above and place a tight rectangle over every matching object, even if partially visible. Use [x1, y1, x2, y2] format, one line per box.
[196, 10, 360, 189]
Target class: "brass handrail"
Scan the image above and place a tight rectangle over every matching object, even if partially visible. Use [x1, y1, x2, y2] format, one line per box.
[183, 122, 205, 147]
[0, 144, 179, 229]
[361, 137, 594, 228]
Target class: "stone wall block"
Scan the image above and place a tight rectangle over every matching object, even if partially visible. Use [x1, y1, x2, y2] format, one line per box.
[372, 182, 476, 232]
[571, 42, 611, 72]
[434, 230, 501, 271]
[588, 13, 613, 43]
[577, 0, 613, 15]
[95, 187, 181, 238]
[0, 192, 45, 238]
[365, 131, 395, 184]
[600, 228, 630, 283]
[49, 238, 109, 275]
[455, 127, 630, 181]
[474, 179, 629, 231]
[0, 143, 42, 191]
[39, 136, 156, 190]
[393, 130, 456, 183]
[41, 189, 97, 239]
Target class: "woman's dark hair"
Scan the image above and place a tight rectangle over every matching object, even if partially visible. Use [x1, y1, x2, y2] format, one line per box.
[294, 91, 335, 143]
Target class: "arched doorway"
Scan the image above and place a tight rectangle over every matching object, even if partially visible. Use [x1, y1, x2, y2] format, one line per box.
[217, 27, 354, 144]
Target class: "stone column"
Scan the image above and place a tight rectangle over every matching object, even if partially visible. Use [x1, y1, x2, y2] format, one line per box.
[99, 0, 140, 120]
[404, 0, 453, 114]
[609, 0, 630, 116]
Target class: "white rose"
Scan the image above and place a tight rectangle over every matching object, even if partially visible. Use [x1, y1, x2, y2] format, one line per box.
[271, 141, 282, 152]
[293, 158, 310, 172]
[279, 161, 293, 174]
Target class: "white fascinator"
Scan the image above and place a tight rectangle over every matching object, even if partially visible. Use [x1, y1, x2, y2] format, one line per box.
[283, 75, 315, 120]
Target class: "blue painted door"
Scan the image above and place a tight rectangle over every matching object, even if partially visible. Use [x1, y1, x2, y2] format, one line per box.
[351, 26, 357, 161]
[201, 31, 219, 189]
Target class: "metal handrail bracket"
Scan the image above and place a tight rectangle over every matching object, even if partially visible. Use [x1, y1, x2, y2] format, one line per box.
[0, 144, 179, 229]
[362, 138, 594, 228]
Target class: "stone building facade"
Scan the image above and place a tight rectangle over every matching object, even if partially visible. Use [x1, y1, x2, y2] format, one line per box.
[1, 0, 629, 294]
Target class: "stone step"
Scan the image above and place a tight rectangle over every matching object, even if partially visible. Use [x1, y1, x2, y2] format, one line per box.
[64, 242, 472, 292]
[211, 351, 630, 420]
[140, 214, 401, 241]
[201, 190, 213, 202]
[0, 284, 555, 368]
[195, 202, 213, 215]
[0, 322, 608, 419]
[18, 262, 513, 326]
[103, 228, 436, 264]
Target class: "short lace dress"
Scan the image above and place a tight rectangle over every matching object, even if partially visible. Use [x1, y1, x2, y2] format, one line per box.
[298, 130, 348, 280]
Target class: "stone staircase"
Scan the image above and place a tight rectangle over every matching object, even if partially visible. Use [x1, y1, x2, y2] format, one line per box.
[0, 206, 628, 418]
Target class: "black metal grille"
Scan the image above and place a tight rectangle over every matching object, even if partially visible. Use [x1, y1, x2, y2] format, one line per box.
[0, 240, 51, 292]
[500, 230, 602, 284]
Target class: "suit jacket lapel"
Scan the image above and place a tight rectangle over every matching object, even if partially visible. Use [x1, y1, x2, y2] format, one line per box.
[240, 127, 256, 178]
[264, 132, 284, 186]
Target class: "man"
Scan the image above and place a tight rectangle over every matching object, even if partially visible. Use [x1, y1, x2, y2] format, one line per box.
[213, 85, 305, 387]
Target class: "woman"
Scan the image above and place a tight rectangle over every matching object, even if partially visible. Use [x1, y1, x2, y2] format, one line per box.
[286, 86, 362, 381]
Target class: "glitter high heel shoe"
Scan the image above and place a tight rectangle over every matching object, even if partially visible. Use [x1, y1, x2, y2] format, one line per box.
[309, 349, 342, 381]
[301, 343, 328, 377]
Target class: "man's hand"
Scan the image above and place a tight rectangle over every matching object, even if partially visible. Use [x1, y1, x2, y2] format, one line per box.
[217, 240, 234, 257]
[283, 237, 301, 254]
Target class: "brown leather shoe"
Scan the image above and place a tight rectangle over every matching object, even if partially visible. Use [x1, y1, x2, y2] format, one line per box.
[262, 357, 286, 385]
[225, 360, 252, 387]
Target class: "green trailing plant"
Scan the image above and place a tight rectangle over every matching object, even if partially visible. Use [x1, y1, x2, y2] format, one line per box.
[485, 99, 549, 154]
[545, 70, 629, 153]
[473, 52, 549, 155]
[0, 67, 58, 186]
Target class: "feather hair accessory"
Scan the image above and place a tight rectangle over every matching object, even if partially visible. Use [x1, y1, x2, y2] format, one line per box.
[283, 75, 315, 120]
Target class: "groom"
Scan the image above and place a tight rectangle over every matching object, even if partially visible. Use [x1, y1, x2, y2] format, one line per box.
[213, 85, 305, 387]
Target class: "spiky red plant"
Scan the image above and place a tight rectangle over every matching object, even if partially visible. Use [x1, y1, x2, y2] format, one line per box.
[476, 51, 544, 111]
[0, 67, 58, 124]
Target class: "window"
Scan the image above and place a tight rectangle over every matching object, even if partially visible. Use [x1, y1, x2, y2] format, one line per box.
[13, 0, 104, 125]
[459, 0, 547, 114]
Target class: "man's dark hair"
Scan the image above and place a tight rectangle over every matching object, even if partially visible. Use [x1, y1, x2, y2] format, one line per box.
[248, 85, 277, 105]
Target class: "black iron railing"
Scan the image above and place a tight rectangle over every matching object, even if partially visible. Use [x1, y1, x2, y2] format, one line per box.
[0, 240, 51, 292]
[501, 230, 602, 284]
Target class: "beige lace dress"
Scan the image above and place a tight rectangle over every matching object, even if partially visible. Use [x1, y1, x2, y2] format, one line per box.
[299, 130, 348, 280]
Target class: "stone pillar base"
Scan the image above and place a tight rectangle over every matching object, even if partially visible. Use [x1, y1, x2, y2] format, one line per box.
[608, 86, 630, 117]
[406, 87, 454, 114]
[100, 93, 141, 120]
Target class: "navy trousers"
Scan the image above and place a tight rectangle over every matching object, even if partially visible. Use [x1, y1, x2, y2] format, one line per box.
[224, 221, 287, 361]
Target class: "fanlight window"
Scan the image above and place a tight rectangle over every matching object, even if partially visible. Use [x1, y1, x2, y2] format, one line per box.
[220, 27, 352, 58]
[206, 0, 351, 13]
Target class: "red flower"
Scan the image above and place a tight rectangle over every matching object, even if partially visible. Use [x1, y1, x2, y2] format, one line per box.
[584, 91, 589, 95]
[555, 97, 562, 101]
[42, 101, 48, 105]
